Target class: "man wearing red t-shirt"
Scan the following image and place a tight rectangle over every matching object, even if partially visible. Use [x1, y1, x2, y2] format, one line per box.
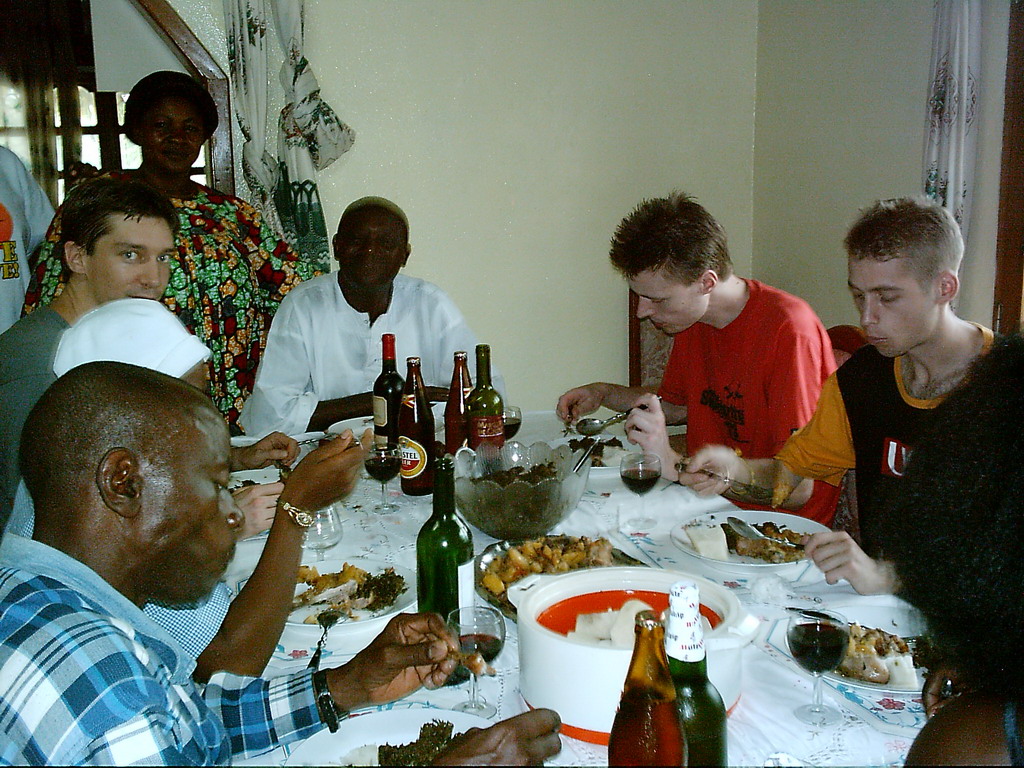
[556, 191, 839, 525]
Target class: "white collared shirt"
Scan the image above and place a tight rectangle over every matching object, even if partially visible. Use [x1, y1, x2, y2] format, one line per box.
[240, 273, 505, 436]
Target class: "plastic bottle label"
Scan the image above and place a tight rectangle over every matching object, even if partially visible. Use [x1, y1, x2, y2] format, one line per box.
[457, 559, 475, 608]
[666, 580, 706, 662]
[399, 436, 428, 478]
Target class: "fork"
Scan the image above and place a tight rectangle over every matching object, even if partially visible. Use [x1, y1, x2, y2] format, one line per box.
[307, 608, 342, 670]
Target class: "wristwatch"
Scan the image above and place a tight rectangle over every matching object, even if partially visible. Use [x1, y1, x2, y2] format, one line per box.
[312, 669, 347, 732]
[279, 500, 314, 528]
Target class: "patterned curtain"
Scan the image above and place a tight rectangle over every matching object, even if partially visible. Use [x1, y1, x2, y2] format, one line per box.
[224, 0, 354, 271]
[923, 0, 980, 244]
[270, 0, 355, 271]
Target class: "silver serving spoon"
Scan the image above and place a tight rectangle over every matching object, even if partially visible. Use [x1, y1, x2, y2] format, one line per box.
[307, 608, 343, 670]
[727, 515, 804, 550]
[574, 410, 630, 437]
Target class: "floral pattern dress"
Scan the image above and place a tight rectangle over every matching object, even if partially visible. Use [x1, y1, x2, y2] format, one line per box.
[22, 174, 320, 431]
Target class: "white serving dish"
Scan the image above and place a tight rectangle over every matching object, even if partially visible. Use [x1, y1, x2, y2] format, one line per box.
[517, 566, 759, 745]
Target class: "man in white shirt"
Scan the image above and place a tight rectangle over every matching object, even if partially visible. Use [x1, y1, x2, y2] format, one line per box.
[241, 197, 503, 436]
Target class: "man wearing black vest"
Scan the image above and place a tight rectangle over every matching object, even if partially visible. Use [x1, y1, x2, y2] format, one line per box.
[679, 197, 992, 594]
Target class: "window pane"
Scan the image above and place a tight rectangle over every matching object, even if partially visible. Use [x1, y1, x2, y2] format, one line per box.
[0, 137, 31, 167]
[81, 135, 101, 168]
[116, 92, 129, 124]
[0, 86, 26, 128]
[78, 87, 97, 128]
[120, 135, 141, 168]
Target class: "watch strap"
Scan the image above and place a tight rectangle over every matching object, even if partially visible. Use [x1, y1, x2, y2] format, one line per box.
[312, 668, 346, 732]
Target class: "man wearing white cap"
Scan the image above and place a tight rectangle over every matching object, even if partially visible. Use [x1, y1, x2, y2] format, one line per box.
[241, 196, 504, 436]
[5, 297, 368, 683]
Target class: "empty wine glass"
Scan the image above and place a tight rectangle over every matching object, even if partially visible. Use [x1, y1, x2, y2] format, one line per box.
[502, 406, 522, 440]
[304, 504, 343, 561]
[447, 605, 506, 718]
[364, 446, 401, 513]
[620, 452, 661, 530]
[786, 609, 850, 726]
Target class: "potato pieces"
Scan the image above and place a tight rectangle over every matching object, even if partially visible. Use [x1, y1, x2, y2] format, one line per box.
[481, 536, 614, 596]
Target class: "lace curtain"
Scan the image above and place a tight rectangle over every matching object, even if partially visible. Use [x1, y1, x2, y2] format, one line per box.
[224, 0, 354, 271]
[923, 0, 980, 244]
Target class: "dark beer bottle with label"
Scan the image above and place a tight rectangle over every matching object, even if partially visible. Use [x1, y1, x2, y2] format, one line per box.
[373, 333, 404, 449]
[398, 357, 434, 495]
[444, 350, 473, 455]
[416, 453, 473, 621]
[608, 611, 686, 766]
[465, 344, 503, 450]
[666, 581, 727, 766]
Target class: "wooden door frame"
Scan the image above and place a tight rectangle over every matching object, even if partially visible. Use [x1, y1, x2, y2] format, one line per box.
[993, 0, 1023, 333]
[127, 0, 234, 195]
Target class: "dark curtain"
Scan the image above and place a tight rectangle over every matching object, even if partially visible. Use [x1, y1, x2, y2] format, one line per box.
[0, 0, 84, 203]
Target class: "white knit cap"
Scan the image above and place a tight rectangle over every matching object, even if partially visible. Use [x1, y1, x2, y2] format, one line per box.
[53, 298, 211, 378]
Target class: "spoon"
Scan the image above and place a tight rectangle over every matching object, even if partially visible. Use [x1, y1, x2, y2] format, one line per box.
[574, 410, 630, 437]
[307, 608, 343, 670]
[727, 516, 804, 550]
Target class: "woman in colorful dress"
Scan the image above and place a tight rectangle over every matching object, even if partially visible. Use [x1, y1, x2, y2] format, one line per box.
[23, 71, 318, 431]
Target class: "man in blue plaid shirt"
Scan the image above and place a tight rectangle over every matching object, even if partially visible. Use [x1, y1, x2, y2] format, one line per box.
[0, 362, 561, 765]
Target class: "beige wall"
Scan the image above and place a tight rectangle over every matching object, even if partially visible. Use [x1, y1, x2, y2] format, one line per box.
[168, 0, 1010, 410]
[306, 1, 758, 410]
[753, 0, 1009, 329]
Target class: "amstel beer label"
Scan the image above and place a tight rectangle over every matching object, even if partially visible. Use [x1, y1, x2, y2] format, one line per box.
[399, 435, 428, 478]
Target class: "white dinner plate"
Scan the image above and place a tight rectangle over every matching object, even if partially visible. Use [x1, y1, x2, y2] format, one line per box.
[763, 595, 927, 695]
[327, 416, 375, 437]
[228, 467, 284, 487]
[288, 557, 415, 627]
[670, 509, 828, 574]
[824, 595, 927, 693]
[329, 403, 446, 439]
[285, 707, 491, 766]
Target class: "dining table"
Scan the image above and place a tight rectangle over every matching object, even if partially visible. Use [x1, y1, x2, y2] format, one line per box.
[229, 411, 922, 767]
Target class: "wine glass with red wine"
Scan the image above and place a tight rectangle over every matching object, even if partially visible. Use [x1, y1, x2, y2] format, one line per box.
[502, 406, 522, 440]
[447, 605, 506, 718]
[620, 452, 661, 530]
[365, 446, 401, 513]
[786, 609, 850, 726]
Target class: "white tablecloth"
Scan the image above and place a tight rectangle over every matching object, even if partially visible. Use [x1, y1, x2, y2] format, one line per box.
[232, 412, 918, 767]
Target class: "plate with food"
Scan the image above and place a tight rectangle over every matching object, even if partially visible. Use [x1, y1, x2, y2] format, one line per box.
[764, 596, 931, 695]
[476, 535, 645, 620]
[228, 466, 288, 489]
[285, 707, 490, 766]
[288, 558, 415, 628]
[670, 509, 829, 573]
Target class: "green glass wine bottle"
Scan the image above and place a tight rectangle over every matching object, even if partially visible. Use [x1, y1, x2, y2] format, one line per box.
[465, 344, 504, 450]
[415, 454, 474, 621]
[665, 580, 728, 767]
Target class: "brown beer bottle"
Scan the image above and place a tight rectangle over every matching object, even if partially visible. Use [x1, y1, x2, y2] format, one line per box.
[398, 357, 435, 495]
[444, 351, 473, 455]
[608, 611, 687, 766]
